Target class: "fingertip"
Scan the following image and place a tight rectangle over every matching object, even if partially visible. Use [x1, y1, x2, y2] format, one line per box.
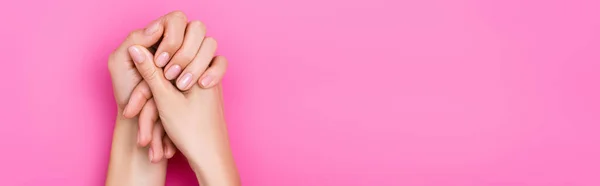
[122, 105, 129, 117]
[151, 140, 165, 163]
[163, 146, 170, 159]
[168, 146, 176, 158]
[150, 121, 166, 162]
[199, 74, 215, 88]
[122, 104, 136, 118]
[155, 52, 170, 67]
[138, 134, 150, 147]
[165, 64, 183, 80]
[161, 147, 170, 160]
[143, 139, 151, 147]
[163, 137, 176, 159]
[153, 148, 164, 163]
[198, 55, 227, 89]
[138, 127, 152, 147]
[123, 112, 133, 119]
[176, 73, 193, 90]
[165, 150, 172, 159]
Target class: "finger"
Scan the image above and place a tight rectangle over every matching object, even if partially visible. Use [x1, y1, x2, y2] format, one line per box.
[149, 121, 165, 163]
[198, 56, 228, 89]
[108, 20, 164, 69]
[176, 37, 217, 90]
[163, 136, 176, 159]
[107, 22, 164, 103]
[138, 98, 157, 147]
[123, 81, 152, 118]
[164, 20, 206, 81]
[154, 11, 188, 68]
[128, 45, 178, 98]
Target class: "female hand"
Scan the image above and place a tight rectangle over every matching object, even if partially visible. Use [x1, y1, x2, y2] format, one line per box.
[110, 10, 228, 162]
[127, 45, 239, 185]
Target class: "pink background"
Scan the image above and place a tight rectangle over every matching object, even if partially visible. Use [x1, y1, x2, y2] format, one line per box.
[1, 0, 599, 185]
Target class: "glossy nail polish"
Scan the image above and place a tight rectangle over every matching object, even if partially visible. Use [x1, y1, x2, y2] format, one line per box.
[164, 65, 182, 80]
[200, 75, 213, 87]
[177, 73, 192, 89]
[155, 52, 169, 67]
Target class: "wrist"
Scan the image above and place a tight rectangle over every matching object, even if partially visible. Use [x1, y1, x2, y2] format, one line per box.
[184, 132, 239, 186]
[189, 152, 240, 186]
[106, 113, 167, 186]
[111, 116, 138, 149]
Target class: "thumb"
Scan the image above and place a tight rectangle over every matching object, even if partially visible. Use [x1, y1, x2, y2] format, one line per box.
[128, 45, 177, 98]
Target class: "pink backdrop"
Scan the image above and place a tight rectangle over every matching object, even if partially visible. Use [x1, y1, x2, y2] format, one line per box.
[1, 0, 599, 185]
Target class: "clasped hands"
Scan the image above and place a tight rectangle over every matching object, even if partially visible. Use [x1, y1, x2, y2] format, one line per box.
[109, 11, 229, 163]
[106, 11, 239, 186]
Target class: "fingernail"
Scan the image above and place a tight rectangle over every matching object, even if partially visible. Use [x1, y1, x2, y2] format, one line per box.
[144, 21, 159, 35]
[128, 46, 145, 63]
[177, 73, 192, 89]
[200, 75, 214, 88]
[155, 52, 169, 67]
[148, 148, 154, 162]
[164, 65, 182, 80]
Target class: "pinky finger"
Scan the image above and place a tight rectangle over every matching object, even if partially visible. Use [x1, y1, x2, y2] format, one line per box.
[163, 136, 177, 159]
[149, 121, 165, 163]
[137, 98, 157, 147]
[198, 56, 228, 88]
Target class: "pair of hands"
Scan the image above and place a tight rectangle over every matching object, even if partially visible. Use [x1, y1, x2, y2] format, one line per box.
[108, 11, 227, 162]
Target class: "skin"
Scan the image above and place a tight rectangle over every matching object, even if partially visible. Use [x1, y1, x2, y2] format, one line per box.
[106, 11, 239, 185]
[112, 11, 228, 162]
[105, 114, 167, 186]
[128, 46, 240, 185]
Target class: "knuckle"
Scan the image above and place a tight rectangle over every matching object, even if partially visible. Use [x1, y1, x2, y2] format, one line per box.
[220, 56, 228, 68]
[139, 85, 152, 99]
[204, 37, 218, 49]
[107, 53, 117, 69]
[141, 66, 158, 81]
[188, 20, 206, 31]
[108, 51, 118, 62]
[216, 56, 228, 73]
[126, 30, 143, 40]
[107, 51, 122, 73]
[132, 91, 144, 103]
[176, 52, 195, 63]
[162, 36, 183, 51]
[168, 11, 187, 21]
[218, 56, 228, 64]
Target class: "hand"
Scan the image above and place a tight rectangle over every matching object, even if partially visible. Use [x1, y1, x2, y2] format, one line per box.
[127, 45, 239, 185]
[107, 11, 175, 162]
[106, 12, 174, 186]
[112, 11, 228, 162]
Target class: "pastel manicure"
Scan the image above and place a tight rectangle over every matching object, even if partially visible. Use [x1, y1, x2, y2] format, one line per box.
[177, 73, 192, 89]
[164, 65, 182, 80]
